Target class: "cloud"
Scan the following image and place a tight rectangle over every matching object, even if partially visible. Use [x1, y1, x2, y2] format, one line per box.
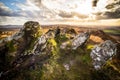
[92, 0, 99, 7]
[38, 0, 94, 19]
[0, 16, 28, 25]
[0, 2, 13, 16]
[0, 2, 22, 16]
[104, 8, 120, 19]
[58, 10, 88, 19]
[22, 0, 120, 25]
[28, 0, 42, 7]
[0, 0, 59, 25]
[16, 0, 57, 19]
[94, 0, 120, 19]
[2, 0, 120, 20]
[0, 0, 120, 25]
[103, 0, 120, 19]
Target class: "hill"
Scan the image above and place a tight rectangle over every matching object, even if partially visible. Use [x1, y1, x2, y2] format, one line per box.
[0, 21, 120, 80]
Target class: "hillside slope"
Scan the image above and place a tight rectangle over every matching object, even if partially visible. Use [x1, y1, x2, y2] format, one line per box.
[0, 21, 120, 80]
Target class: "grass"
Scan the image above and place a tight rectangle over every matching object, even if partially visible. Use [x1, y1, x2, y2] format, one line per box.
[103, 29, 120, 35]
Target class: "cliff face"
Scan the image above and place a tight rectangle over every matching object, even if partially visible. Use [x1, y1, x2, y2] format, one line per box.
[0, 21, 120, 80]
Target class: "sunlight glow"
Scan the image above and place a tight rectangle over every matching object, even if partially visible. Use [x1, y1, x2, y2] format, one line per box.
[75, 0, 93, 15]
[26, 0, 40, 11]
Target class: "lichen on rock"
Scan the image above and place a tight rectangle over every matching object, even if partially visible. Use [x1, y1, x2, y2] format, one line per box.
[0, 21, 120, 80]
[72, 32, 90, 49]
[90, 40, 117, 69]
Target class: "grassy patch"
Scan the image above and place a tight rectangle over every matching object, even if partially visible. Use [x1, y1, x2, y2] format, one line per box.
[103, 29, 120, 35]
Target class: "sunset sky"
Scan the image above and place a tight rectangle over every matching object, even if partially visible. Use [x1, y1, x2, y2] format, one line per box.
[0, 0, 120, 26]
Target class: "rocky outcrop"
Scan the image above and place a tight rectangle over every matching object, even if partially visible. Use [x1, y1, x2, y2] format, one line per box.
[90, 40, 117, 69]
[60, 32, 90, 49]
[0, 21, 43, 79]
[72, 32, 90, 49]
[0, 21, 119, 80]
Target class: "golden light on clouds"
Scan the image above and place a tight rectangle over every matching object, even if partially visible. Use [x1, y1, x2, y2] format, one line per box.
[0, 0, 120, 26]
[74, 0, 93, 15]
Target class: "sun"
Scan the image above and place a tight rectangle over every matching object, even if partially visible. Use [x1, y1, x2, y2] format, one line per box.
[75, 0, 93, 15]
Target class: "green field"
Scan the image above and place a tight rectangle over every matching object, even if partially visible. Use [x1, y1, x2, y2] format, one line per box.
[103, 29, 120, 35]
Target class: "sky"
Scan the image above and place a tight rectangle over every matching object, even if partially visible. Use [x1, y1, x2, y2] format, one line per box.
[0, 0, 120, 26]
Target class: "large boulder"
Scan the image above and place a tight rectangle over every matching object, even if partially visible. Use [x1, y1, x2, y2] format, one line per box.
[13, 21, 43, 56]
[60, 32, 90, 49]
[32, 30, 55, 55]
[90, 40, 117, 69]
[0, 21, 43, 77]
[23, 21, 42, 38]
[72, 32, 90, 49]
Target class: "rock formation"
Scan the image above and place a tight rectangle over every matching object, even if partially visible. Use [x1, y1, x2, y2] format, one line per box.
[90, 40, 117, 69]
[0, 21, 119, 80]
